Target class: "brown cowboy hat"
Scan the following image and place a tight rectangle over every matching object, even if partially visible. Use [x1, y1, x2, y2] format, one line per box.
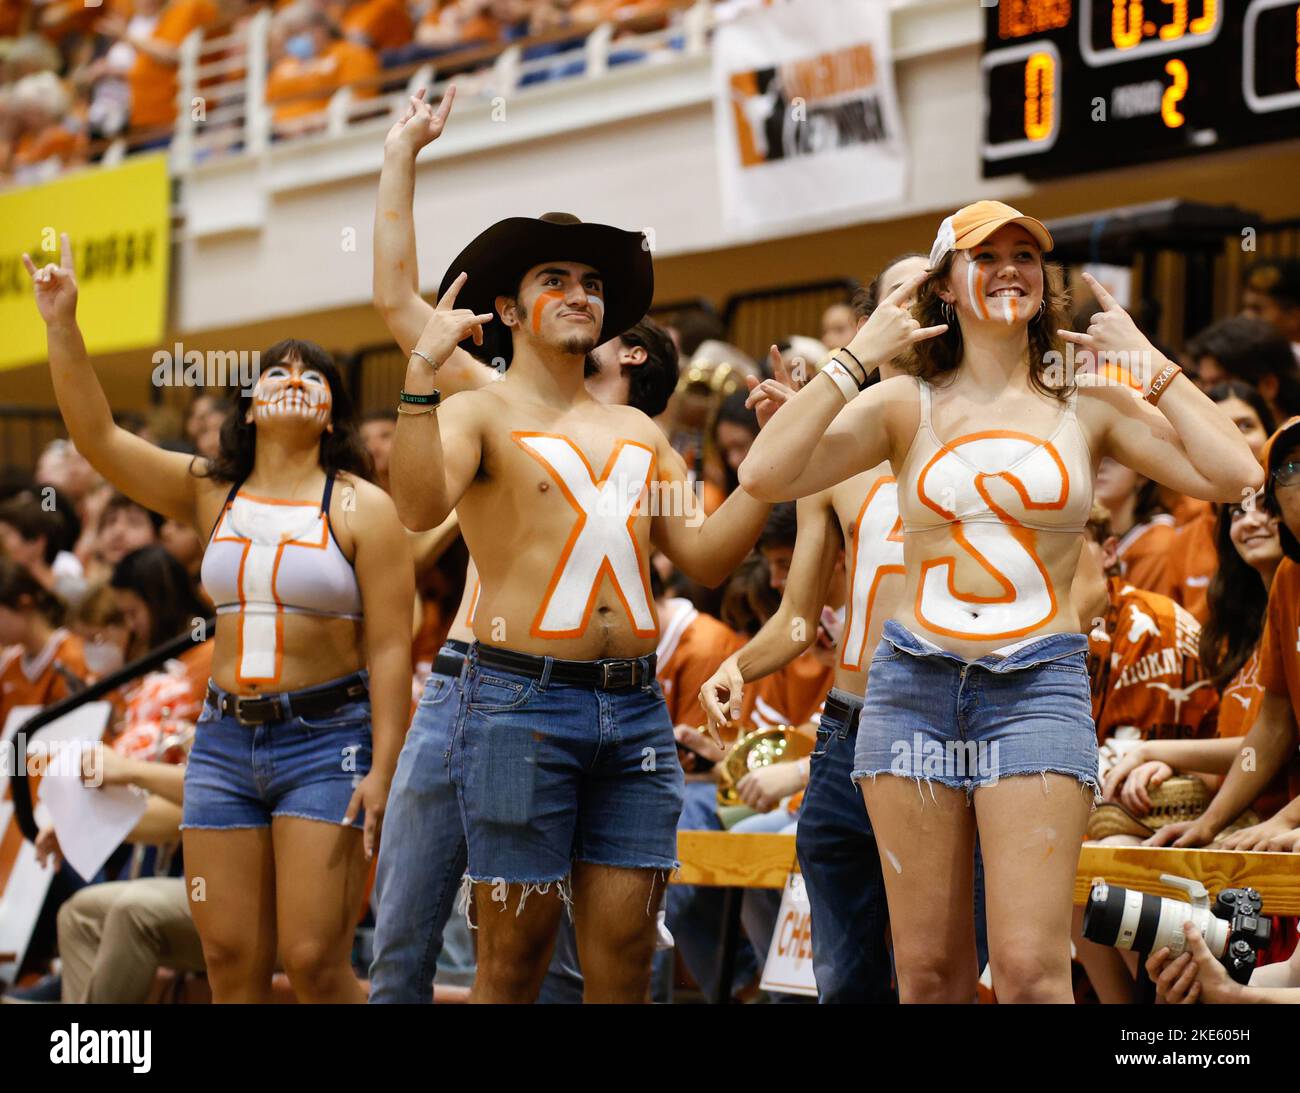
[438, 212, 654, 367]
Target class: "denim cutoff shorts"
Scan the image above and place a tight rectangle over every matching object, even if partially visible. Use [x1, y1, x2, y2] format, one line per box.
[852, 621, 1098, 799]
[181, 671, 372, 830]
[449, 649, 685, 886]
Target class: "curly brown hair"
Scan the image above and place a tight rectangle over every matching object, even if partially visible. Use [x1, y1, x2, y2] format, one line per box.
[903, 249, 1073, 403]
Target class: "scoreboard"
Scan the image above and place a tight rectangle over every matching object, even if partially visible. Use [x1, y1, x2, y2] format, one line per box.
[982, 1, 1300, 178]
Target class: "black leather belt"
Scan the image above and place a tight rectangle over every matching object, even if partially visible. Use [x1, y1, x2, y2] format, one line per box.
[207, 673, 368, 725]
[432, 640, 472, 679]
[823, 691, 864, 730]
[474, 645, 656, 691]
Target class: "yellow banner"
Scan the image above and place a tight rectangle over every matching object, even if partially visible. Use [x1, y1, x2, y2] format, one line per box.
[0, 155, 170, 372]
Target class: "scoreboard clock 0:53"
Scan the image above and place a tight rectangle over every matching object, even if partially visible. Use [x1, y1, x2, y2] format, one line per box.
[982, 1, 1300, 178]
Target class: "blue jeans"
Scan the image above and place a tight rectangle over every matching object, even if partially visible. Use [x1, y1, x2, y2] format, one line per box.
[796, 688, 895, 1003]
[366, 645, 611, 1002]
[368, 650, 469, 1003]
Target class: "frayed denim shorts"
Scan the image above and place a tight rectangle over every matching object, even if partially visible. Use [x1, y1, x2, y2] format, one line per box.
[181, 671, 372, 830]
[851, 621, 1098, 799]
[449, 649, 685, 887]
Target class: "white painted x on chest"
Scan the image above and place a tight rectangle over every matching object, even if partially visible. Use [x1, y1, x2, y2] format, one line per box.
[504, 414, 659, 639]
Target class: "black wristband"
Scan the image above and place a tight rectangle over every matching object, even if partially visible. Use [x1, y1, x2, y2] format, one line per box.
[399, 389, 440, 406]
[834, 350, 868, 389]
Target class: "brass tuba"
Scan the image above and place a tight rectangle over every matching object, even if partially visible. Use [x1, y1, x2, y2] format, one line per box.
[716, 724, 815, 808]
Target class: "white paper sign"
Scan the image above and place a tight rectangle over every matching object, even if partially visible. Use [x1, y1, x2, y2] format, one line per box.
[0, 702, 114, 986]
[759, 871, 818, 997]
[41, 742, 147, 883]
[713, 0, 907, 236]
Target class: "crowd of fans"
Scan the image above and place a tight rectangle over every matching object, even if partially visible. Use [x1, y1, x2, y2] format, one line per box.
[3, 255, 1300, 1004]
[0, 0, 683, 183]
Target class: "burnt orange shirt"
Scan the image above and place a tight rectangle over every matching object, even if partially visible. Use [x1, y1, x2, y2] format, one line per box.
[342, 0, 413, 49]
[128, 0, 220, 129]
[266, 38, 380, 122]
[1166, 506, 1218, 625]
[1115, 516, 1178, 599]
[0, 630, 90, 731]
[1254, 558, 1300, 799]
[11, 124, 83, 168]
[740, 650, 833, 735]
[1215, 646, 1298, 815]
[655, 598, 744, 729]
[1171, 495, 1214, 528]
[1089, 578, 1218, 744]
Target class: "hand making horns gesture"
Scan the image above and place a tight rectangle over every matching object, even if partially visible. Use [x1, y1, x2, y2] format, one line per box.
[411, 271, 496, 369]
[23, 232, 78, 327]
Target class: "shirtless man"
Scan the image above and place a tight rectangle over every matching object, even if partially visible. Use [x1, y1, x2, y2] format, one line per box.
[698, 253, 922, 1002]
[380, 89, 771, 1003]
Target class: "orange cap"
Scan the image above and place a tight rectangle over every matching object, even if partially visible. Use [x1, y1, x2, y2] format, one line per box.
[928, 200, 1054, 270]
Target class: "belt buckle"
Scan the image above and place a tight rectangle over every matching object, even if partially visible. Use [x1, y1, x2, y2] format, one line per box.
[601, 659, 638, 690]
[232, 695, 264, 726]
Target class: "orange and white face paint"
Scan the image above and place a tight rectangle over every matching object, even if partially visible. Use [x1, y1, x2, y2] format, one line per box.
[526, 279, 605, 336]
[962, 252, 1035, 326]
[513, 432, 656, 638]
[915, 434, 1070, 640]
[251, 363, 332, 429]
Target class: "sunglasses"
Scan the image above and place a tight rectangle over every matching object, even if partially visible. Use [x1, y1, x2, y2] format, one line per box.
[1272, 460, 1300, 488]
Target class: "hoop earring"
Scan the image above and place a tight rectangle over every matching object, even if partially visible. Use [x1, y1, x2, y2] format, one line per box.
[940, 300, 955, 325]
[1031, 300, 1046, 323]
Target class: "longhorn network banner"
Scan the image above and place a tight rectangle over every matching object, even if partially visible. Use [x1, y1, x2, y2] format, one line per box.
[0, 155, 170, 372]
[713, 0, 907, 235]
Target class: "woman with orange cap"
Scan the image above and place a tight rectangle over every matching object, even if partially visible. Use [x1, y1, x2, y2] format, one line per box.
[740, 200, 1262, 1003]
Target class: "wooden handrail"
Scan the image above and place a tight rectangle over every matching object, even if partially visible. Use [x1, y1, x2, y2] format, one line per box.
[674, 832, 1300, 916]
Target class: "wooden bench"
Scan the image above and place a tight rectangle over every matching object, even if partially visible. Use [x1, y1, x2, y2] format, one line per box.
[671, 831, 1300, 1002]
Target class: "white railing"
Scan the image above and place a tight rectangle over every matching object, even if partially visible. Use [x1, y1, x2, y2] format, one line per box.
[168, 0, 714, 173]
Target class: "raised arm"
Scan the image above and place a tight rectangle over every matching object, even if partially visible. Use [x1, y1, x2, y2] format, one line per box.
[374, 84, 498, 396]
[26, 235, 204, 528]
[698, 490, 839, 732]
[1068, 272, 1264, 502]
[649, 432, 770, 588]
[389, 280, 494, 531]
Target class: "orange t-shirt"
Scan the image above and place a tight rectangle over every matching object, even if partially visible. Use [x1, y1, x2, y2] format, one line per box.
[266, 38, 380, 122]
[109, 640, 214, 761]
[655, 598, 745, 729]
[11, 124, 83, 168]
[740, 650, 833, 734]
[0, 630, 90, 731]
[1215, 646, 1299, 815]
[128, 0, 220, 129]
[1165, 506, 1218, 625]
[342, 0, 413, 49]
[1253, 558, 1300, 799]
[1088, 578, 1219, 744]
[1115, 516, 1178, 599]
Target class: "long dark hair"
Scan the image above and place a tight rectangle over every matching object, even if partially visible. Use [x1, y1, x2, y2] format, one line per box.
[907, 248, 1072, 403]
[110, 545, 208, 649]
[1200, 503, 1271, 689]
[198, 339, 371, 485]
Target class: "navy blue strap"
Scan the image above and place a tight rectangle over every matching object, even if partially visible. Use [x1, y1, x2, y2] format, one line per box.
[321, 472, 336, 515]
[205, 478, 244, 543]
